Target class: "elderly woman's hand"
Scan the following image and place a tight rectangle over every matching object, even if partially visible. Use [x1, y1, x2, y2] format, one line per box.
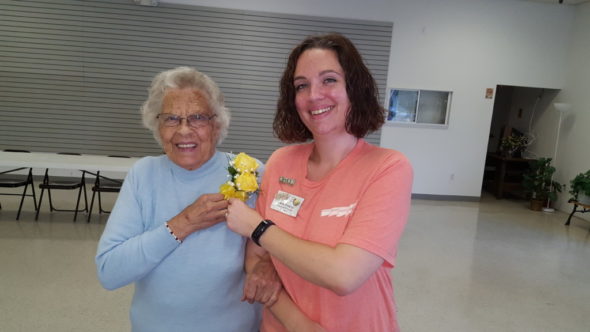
[242, 253, 282, 306]
[167, 193, 229, 241]
[226, 198, 262, 237]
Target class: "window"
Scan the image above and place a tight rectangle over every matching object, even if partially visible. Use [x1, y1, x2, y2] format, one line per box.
[386, 88, 452, 126]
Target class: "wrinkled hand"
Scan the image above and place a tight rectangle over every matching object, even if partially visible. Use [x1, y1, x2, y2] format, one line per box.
[243, 255, 281, 306]
[168, 193, 228, 240]
[226, 198, 262, 237]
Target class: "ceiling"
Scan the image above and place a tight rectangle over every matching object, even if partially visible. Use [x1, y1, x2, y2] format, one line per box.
[521, 0, 590, 4]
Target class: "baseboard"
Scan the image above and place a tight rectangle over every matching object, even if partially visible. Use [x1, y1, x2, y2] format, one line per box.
[411, 193, 480, 202]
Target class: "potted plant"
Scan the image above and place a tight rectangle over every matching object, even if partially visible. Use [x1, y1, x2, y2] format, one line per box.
[500, 134, 528, 158]
[569, 170, 590, 205]
[522, 157, 563, 211]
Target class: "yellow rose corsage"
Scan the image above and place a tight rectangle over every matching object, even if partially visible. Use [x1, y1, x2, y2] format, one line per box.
[219, 152, 260, 201]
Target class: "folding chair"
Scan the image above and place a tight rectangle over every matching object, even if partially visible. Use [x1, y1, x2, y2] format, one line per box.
[87, 171, 123, 222]
[0, 167, 38, 220]
[35, 153, 88, 222]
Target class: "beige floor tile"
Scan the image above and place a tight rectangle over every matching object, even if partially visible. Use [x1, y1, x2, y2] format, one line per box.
[1, 189, 589, 331]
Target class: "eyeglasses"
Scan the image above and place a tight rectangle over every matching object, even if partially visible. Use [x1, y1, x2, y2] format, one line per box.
[157, 113, 217, 128]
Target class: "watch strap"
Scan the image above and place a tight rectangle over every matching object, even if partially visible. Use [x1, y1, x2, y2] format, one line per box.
[251, 219, 275, 246]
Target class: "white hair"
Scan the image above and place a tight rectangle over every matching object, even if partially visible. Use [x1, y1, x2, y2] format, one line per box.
[140, 66, 230, 146]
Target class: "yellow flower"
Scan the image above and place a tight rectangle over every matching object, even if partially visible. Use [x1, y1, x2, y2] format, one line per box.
[233, 152, 259, 173]
[234, 190, 249, 202]
[219, 182, 251, 201]
[219, 183, 237, 200]
[219, 152, 260, 202]
[235, 172, 258, 192]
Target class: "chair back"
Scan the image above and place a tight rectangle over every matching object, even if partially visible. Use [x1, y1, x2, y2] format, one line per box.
[87, 169, 124, 222]
[0, 161, 36, 220]
[35, 153, 88, 222]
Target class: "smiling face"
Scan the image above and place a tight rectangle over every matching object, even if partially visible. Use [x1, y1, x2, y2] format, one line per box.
[159, 88, 218, 170]
[293, 48, 351, 139]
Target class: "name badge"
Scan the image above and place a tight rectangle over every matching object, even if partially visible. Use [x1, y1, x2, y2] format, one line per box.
[270, 190, 304, 217]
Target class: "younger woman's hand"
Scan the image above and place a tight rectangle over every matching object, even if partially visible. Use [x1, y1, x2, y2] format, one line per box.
[226, 198, 262, 237]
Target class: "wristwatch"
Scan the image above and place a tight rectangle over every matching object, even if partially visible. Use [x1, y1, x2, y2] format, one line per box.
[251, 219, 275, 246]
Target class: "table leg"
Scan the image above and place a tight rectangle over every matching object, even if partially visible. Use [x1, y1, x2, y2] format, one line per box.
[565, 204, 577, 226]
[494, 160, 507, 199]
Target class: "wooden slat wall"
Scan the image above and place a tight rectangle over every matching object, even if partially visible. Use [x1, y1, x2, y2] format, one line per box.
[0, 0, 392, 161]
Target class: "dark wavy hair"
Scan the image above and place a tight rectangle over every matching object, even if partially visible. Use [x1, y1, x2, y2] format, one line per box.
[274, 33, 385, 143]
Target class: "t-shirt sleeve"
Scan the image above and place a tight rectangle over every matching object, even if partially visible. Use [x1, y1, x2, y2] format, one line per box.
[338, 152, 413, 268]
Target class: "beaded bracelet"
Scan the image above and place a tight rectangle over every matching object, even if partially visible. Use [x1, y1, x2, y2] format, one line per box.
[165, 222, 182, 244]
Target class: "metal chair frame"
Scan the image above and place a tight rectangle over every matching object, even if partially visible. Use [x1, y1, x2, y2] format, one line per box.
[35, 168, 88, 222]
[87, 171, 123, 222]
[0, 167, 38, 220]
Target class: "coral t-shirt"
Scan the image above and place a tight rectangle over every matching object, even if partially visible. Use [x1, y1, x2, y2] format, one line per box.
[257, 139, 413, 332]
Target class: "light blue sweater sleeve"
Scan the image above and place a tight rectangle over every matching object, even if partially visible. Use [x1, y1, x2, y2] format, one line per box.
[95, 157, 180, 290]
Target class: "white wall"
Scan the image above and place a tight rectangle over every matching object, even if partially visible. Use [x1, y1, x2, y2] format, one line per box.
[550, 2, 590, 219]
[162, 0, 575, 197]
[381, 0, 572, 197]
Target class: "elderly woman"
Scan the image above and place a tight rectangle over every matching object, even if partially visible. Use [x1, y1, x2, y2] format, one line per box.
[95, 67, 263, 332]
[226, 34, 413, 331]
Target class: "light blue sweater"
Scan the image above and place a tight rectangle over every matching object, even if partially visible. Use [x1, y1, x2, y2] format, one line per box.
[96, 152, 260, 332]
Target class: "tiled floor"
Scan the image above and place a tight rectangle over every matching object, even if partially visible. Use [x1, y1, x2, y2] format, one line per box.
[1, 189, 589, 331]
